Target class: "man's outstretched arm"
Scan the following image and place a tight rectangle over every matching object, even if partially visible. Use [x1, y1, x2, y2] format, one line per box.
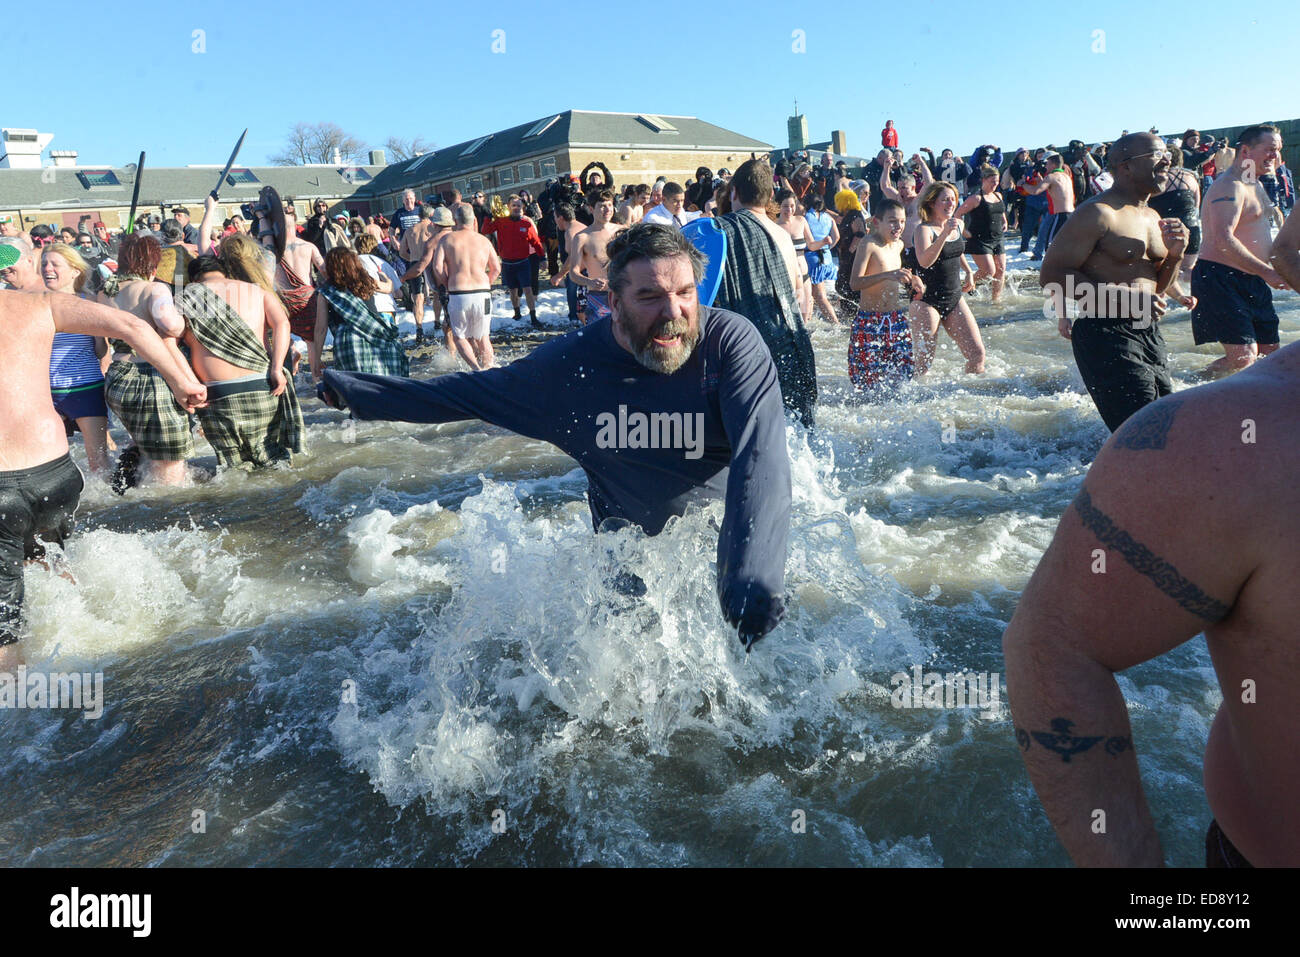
[714, 319, 792, 650]
[1003, 394, 1254, 865]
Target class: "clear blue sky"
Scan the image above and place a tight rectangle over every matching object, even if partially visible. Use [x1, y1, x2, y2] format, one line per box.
[8, 0, 1297, 168]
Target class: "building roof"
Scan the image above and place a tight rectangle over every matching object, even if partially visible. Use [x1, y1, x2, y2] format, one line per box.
[0, 163, 383, 210]
[359, 110, 773, 198]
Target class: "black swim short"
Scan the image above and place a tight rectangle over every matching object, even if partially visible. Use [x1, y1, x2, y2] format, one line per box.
[1190, 259, 1279, 346]
[966, 238, 1004, 256]
[1206, 818, 1253, 868]
[1042, 211, 1071, 248]
[0, 454, 84, 646]
[404, 274, 428, 300]
[1070, 317, 1173, 432]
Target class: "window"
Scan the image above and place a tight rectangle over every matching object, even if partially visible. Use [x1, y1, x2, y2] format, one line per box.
[77, 169, 120, 188]
[226, 168, 260, 186]
[498, 167, 514, 186]
[408, 153, 437, 174]
[454, 180, 467, 195]
[339, 166, 372, 182]
[636, 114, 678, 133]
[517, 162, 535, 181]
[523, 115, 560, 139]
[460, 135, 491, 157]
[540, 157, 556, 177]
[467, 176, 483, 192]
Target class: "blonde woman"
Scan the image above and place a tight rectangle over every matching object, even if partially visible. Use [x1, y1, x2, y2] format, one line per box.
[909, 181, 985, 375]
[41, 243, 112, 474]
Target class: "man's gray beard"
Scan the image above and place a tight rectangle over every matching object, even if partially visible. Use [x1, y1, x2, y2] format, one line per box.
[617, 313, 700, 374]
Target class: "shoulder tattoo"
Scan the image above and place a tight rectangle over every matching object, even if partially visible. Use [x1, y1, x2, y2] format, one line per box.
[1112, 398, 1181, 450]
[1072, 487, 1231, 622]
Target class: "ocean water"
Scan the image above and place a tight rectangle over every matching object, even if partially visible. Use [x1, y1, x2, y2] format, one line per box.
[2, 262, 1294, 867]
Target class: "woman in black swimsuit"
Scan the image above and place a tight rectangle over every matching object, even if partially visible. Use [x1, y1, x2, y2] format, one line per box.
[957, 165, 1008, 302]
[1150, 146, 1202, 288]
[910, 181, 984, 376]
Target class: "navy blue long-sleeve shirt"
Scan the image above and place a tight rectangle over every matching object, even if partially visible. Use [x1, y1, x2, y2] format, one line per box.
[324, 306, 792, 645]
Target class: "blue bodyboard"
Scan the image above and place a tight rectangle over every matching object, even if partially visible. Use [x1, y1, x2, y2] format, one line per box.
[681, 217, 727, 306]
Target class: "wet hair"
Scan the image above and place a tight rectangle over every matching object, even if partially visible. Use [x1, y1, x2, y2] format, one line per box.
[324, 247, 377, 299]
[554, 203, 575, 222]
[918, 182, 960, 224]
[606, 223, 705, 296]
[586, 187, 615, 207]
[662, 182, 685, 200]
[117, 234, 162, 278]
[1237, 123, 1280, 148]
[41, 243, 91, 292]
[873, 198, 907, 221]
[187, 255, 227, 283]
[634, 184, 650, 198]
[730, 159, 773, 207]
[354, 233, 379, 254]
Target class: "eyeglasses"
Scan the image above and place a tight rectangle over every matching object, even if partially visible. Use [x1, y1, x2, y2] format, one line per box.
[1127, 149, 1171, 163]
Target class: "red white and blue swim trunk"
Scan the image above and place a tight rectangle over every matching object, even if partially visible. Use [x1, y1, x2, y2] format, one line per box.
[849, 308, 914, 391]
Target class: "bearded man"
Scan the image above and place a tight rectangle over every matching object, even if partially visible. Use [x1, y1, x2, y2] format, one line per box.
[320, 223, 792, 649]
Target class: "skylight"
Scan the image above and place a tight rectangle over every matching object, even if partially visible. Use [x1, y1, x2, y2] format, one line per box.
[523, 115, 560, 138]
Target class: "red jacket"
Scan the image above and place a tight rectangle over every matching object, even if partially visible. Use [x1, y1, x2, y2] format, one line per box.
[481, 216, 544, 260]
[882, 127, 898, 148]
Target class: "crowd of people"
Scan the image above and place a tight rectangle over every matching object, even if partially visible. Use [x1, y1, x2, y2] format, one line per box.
[2, 117, 1297, 868]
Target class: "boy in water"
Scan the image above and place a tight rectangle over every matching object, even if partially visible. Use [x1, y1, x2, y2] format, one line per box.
[847, 198, 924, 393]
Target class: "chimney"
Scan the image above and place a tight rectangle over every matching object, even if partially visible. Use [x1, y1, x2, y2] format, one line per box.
[50, 149, 78, 168]
[830, 130, 847, 156]
[331, 147, 342, 166]
[787, 114, 808, 151]
[369, 149, 386, 166]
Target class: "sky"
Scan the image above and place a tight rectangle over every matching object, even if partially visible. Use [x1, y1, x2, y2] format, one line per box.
[8, 0, 1298, 170]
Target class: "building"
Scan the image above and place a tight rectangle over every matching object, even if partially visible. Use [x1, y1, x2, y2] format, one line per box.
[0, 151, 386, 233]
[357, 110, 772, 211]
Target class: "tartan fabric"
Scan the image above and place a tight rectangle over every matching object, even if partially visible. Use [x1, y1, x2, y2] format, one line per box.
[320, 284, 410, 376]
[177, 282, 306, 465]
[197, 384, 301, 469]
[713, 210, 818, 426]
[104, 359, 194, 460]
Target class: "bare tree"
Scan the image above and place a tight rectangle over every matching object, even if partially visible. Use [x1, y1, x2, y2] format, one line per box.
[270, 122, 368, 165]
[384, 135, 436, 162]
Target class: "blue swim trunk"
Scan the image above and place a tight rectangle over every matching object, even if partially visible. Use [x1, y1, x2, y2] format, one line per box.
[52, 381, 108, 422]
[849, 309, 913, 391]
[1190, 259, 1280, 346]
[501, 257, 532, 292]
[586, 290, 612, 320]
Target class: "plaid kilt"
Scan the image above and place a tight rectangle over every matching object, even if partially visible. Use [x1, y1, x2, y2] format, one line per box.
[197, 385, 302, 470]
[322, 284, 410, 377]
[104, 360, 194, 460]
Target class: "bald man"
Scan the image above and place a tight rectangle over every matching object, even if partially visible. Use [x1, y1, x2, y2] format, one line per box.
[1040, 133, 1189, 432]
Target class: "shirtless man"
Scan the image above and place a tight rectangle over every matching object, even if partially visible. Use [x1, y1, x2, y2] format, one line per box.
[1190, 124, 1289, 377]
[400, 205, 437, 343]
[398, 207, 456, 355]
[878, 152, 933, 247]
[569, 188, 625, 322]
[1024, 152, 1076, 250]
[1041, 133, 1188, 432]
[274, 204, 325, 344]
[0, 277, 205, 668]
[1005, 220, 1300, 862]
[847, 198, 925, 393]
[549, 203, 588, 325]
[433, 204, 501, 370]
[617, 185, 649, 226]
